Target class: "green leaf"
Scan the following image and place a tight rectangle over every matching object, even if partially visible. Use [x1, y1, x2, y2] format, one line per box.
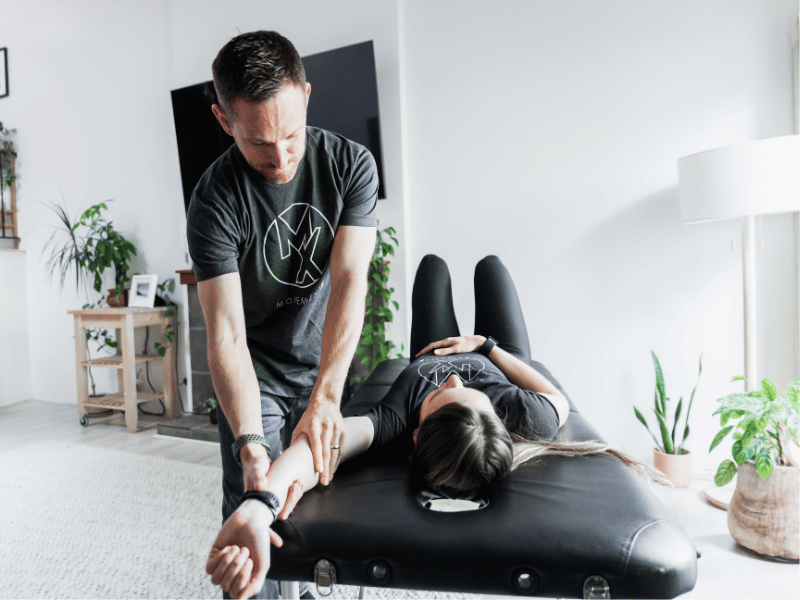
[732, 439, 755, 465]
[651, 351, 666, 413]
[156, 346, 166, 357]
[714, 460, 738, 487]
[655, 410, 673, 453]
[354, 345, 365, 355]
[710, 426, 734, 452]
[731, 375, 747, 382]
[360, 357, 371, 366]
[392, 300, 399, 311]
[671, 397, 683, 446]
[755, 446, 775, 479]
[634, 406, 661, 448]
[761, 378, 777, 401]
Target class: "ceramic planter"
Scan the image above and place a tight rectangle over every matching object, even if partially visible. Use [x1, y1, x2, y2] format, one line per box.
[653, 448, 693, 487]
[728, 460, 799, 561]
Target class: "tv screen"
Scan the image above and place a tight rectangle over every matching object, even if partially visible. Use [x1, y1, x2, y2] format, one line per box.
[171, 40, 386, 213]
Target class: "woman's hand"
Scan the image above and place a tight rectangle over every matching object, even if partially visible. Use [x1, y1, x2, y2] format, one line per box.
[416, 335, 487, 358]
[206, 481, 305, 599]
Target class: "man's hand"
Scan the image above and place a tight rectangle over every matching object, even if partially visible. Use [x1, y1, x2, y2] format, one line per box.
[416, 335, 487, 358]
[291, 397, 345, 486]
[206, 481, 304, 599]
[240, 444, 271, 492]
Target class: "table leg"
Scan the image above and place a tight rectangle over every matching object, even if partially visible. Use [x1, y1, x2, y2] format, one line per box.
[161, 317, 180, 419]
[121, 314, 138, 433]
[116, 328, 124, 398]
[73, 316, 88, 418]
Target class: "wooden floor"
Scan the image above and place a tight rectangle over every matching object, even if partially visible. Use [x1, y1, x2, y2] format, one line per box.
[0, 399, 222, 467]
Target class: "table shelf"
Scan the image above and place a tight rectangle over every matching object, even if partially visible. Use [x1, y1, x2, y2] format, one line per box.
[83, 392, 164, 410]
[81, 354, 163, 369]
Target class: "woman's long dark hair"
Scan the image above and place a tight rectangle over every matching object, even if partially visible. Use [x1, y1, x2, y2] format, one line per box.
[410, 403, 671, 492]
[410, 403, 514, 492]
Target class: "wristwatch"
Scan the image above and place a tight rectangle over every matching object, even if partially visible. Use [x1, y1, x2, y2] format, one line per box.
[231, 434, 271, 466]
[240, 490, 281, 524]
[478, 336, 498, 357]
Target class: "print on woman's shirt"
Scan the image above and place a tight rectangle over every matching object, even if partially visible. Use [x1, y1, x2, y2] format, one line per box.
[417, 356, 486, 386]
[264, 203, 335, 288]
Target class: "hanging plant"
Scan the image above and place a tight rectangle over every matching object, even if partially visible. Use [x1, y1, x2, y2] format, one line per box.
[0, 121, 17, 189]
[353, 224, 403, 384]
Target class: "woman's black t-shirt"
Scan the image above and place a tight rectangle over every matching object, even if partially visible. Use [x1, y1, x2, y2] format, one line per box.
[358, 353, 560, 456]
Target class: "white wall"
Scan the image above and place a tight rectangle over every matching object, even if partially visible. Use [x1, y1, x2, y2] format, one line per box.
[402, 0, 799, 473]
[2, 1, 188, 406]
[0, 250, 32, 406]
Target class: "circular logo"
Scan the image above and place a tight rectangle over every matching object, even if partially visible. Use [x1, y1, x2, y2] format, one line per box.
[263, 203, 335, 289]
[417, 356, 486, 386]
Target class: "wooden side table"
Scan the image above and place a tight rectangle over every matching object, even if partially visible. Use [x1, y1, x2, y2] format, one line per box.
[68, 307, 180, 433]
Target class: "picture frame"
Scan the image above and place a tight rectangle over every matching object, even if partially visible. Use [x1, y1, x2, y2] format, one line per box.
[128, 274, 159, 308]
[0, 48, 8, 99]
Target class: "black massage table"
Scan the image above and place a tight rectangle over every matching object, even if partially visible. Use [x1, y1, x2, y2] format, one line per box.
[271, 359, 698, 599]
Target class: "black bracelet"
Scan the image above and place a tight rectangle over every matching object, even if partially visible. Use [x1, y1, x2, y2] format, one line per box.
[478, 336, 497, 357]
[240, 490, 281, 524]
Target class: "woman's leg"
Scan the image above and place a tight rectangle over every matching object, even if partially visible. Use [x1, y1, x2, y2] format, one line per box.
[410, 254, 460, 358]
[473, 255, 531, 362]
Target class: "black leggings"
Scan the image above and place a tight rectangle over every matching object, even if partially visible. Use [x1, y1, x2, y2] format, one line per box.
[410, 255, 531, 362]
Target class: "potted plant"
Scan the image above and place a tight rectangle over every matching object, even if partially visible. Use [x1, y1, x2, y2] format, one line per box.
[44, 200, 139, 397]
[44, 200, 138, 307]
[633, 351, 702, 487]
[710, 376, 799, 560]
[199, 397, 219, 425]
[351, 224, 403, 389]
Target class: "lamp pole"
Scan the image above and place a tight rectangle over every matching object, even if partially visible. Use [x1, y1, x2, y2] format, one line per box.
[741, 213, 757, 392]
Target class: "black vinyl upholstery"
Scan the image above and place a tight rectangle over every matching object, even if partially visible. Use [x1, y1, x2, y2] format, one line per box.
[270, 358, 698, 598]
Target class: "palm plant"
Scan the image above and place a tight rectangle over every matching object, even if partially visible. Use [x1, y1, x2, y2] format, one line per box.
[634, 351, 703, 454]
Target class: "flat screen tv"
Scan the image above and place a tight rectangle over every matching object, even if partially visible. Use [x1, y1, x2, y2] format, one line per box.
[171, 40, 386, 213]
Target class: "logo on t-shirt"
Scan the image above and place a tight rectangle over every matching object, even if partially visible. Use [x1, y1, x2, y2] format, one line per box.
[264, 203, 335, 288]
[417, 356, 486, 386]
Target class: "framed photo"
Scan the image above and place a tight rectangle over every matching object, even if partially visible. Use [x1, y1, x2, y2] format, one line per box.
[0, 48, 7, 99]
[128, 274, 159, 308]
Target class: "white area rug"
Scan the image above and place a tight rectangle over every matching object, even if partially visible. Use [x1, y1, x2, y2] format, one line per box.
[0, 443, 479, 600]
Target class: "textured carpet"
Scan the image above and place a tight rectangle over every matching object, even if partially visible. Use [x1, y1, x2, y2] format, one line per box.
[0, 443, 479, 600]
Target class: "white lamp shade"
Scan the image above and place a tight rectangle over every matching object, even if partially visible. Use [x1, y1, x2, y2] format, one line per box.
[678, 135, 800, 223]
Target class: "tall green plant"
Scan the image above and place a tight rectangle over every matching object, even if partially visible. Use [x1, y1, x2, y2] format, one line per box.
[353, 225, 403, 380]
[710, 376, 800, 486]
[634, 351, 702, 454]
[44, 200, 137, 299]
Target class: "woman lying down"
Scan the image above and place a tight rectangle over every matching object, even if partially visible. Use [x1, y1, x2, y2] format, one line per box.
[205, 255, 667, 599]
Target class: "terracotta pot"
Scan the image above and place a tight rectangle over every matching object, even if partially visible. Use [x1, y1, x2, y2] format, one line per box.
[107, 289, 128, 307]
[653, 448, 693, 487]
[728, 460, 799, 561]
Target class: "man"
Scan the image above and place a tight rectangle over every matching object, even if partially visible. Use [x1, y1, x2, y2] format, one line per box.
[186, 30, 377, 599]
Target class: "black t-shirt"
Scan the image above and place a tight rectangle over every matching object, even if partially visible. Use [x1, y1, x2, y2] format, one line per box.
[360, 353, 560, 456]
[186, 127, 378, 396]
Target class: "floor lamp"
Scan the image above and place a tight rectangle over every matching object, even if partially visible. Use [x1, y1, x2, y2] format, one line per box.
[677, 134, 800, 392]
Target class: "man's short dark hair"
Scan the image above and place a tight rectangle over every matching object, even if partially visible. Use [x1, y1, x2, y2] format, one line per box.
[212, 30, 306, 118]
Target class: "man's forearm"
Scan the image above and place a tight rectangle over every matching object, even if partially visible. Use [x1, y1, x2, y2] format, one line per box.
[311, 274, 368, 404]
[207, 336, 264, 438]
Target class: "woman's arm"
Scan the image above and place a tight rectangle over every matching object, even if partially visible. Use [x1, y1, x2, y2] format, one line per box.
[206, 416, 374, 599]
[417, 336, 569, 427]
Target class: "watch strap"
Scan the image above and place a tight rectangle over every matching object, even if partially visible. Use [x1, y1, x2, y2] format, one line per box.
[478, 336, 498, 357]
[240, 490, 281, 524]
[231, 434, 271, 466]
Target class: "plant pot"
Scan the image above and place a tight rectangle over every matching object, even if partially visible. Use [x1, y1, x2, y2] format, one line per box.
[653, 448, 693, 487]
[209, 408, 218, 425]
[107, 289, 128, 307]
[727, 460, 799, 561]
